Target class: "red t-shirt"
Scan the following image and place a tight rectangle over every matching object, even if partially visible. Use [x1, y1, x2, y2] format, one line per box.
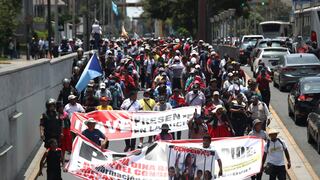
[256, 74, 271, 90]
[155, 133, 173, 141]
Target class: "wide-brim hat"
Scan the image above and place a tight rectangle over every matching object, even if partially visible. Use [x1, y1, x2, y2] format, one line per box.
[252, 119, 262, 127]
[268, 128, 280, 135]
[211, 105, 225, 113]
[161, 123, 170, 130]
[84, 118, 97, 125]
[68, 95, 77, 100]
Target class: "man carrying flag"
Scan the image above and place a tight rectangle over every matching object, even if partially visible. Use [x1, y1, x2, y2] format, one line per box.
[75, 52, 103, 93]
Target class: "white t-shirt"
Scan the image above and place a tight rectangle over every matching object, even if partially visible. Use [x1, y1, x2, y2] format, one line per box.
[64, 103, 85, 118]
[144, 59, 155, 74]
[264, 138, 287, 166]
[92, 24, 102, 34]
[120, 99, 142, 112]
[202, 145, 220, 179]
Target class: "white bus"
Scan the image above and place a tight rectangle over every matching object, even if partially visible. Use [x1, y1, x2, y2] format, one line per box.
[294, 6, 320, 44]
[259, 21, 292, 38]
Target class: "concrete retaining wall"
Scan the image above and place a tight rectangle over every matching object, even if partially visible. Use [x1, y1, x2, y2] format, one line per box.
[213, 45, 239, 60]
[0, 53, 76, 180]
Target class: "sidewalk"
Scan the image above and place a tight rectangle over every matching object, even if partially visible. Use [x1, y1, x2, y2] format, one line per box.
[268, 106, 318, 180]
[243, 72, 318, 180]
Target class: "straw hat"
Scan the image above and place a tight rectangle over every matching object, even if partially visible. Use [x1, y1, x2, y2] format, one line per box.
[84, 118, 97, 125]
[211, 105, 225, 113]
[268, 128, 280, 135]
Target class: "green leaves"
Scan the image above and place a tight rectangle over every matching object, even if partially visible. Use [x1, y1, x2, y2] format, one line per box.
[0, 0, 21, 46]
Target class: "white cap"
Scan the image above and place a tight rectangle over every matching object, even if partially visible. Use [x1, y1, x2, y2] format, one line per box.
[210, 51, 217, 56]
[213, 91, 220, 96]
[190, 50, 198, 56]
[190, 57, 197, 64]
[100, 83, 106, 89]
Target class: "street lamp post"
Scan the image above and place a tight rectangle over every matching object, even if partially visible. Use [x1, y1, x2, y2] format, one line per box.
[210, 17, 214, 43]
[47, 0, 52, 57]
[228, 9, 236, 38]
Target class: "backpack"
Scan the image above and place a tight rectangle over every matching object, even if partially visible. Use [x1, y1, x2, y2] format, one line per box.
[266, 138, 285, 154]
[109, 85, 121, 109]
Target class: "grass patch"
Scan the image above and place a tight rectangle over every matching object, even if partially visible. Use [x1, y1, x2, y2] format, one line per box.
[0, 56, 9, 61]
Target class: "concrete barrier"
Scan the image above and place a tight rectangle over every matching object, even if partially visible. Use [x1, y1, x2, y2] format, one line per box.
[0, 53, 76, 180]
[212, 44, 239, 60]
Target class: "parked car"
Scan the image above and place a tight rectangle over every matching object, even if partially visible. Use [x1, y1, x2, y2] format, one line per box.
[307, 110, 320, 154]
[252, 47, 290, 78]
[288, 76, 320, 124]
[238, 41, 256, 64]
[249, 39, 283, 71]
[273, 53, 320, 91]
[240, 35, 264, 44]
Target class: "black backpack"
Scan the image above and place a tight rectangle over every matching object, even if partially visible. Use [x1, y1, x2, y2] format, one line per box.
[266, 138, 285, 154]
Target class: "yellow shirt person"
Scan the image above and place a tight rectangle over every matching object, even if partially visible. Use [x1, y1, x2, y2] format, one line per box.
[96, 96, 113, 110]
[139, 89, 156, 111]
[139, 98, 156, 111]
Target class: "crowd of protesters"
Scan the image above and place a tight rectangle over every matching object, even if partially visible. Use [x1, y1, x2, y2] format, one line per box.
[38, 35, 291, 180]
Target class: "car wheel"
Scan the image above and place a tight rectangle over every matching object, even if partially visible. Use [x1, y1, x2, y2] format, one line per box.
[294, 108, 301, 125]
[307, 125, 313, 144]
[288, 102, 293, 117]
[273, 77, 278, 87]
[317, 134, 320, 154]
[279, 77, 286, 91]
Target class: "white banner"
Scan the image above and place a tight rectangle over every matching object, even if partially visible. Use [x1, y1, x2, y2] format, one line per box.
[71, 106, 200, 141]
[66, 136, 264, 180]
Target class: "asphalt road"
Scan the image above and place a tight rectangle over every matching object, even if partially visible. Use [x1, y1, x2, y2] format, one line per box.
[243, 66, 320, 177]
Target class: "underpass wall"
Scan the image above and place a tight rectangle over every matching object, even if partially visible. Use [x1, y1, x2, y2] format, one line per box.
[0, 54, 75, 180]
[213, 45, 239, 60]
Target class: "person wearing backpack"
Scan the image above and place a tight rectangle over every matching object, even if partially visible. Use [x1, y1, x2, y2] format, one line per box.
[120, 90, 142, 152]
[262, 129, 291, 180]
[138, 89, 156, 148]
[248, 119, 269, 180]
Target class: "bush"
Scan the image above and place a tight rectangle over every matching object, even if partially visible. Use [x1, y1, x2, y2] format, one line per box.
[33, 17, 46, 23]
[35, 30, 48, 39]
[176, 27, 190, 38]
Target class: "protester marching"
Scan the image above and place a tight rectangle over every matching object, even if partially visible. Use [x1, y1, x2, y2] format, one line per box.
[37, 26, 292, 180]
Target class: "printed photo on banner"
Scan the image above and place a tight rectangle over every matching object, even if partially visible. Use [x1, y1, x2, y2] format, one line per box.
[66, 136, 264, 180]
[167, 144, 217, 180]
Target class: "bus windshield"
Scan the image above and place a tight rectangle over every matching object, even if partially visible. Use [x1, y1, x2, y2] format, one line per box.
[261, 24, 281, 32]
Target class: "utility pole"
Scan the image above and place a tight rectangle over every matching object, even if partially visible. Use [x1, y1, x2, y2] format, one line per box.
[85, 0, 90, 50]
[72, 0, 76, 38]
[47, 0, 52, 58]
[54, 0, 59, 44]
[198, 0, 207, 40]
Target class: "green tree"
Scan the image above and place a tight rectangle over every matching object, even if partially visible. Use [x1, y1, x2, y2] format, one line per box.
[142, 0, 249, 38]
[0, 0, 21, 55]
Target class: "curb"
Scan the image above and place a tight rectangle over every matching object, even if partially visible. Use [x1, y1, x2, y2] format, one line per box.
[24, 143, 46, 180]
[269, 106, 318, 180]
[244, 71, 318, 180]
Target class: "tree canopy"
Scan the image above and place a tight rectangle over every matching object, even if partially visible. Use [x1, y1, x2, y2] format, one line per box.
[142, 0, 248, 37]
[0, 0, 21, 52]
